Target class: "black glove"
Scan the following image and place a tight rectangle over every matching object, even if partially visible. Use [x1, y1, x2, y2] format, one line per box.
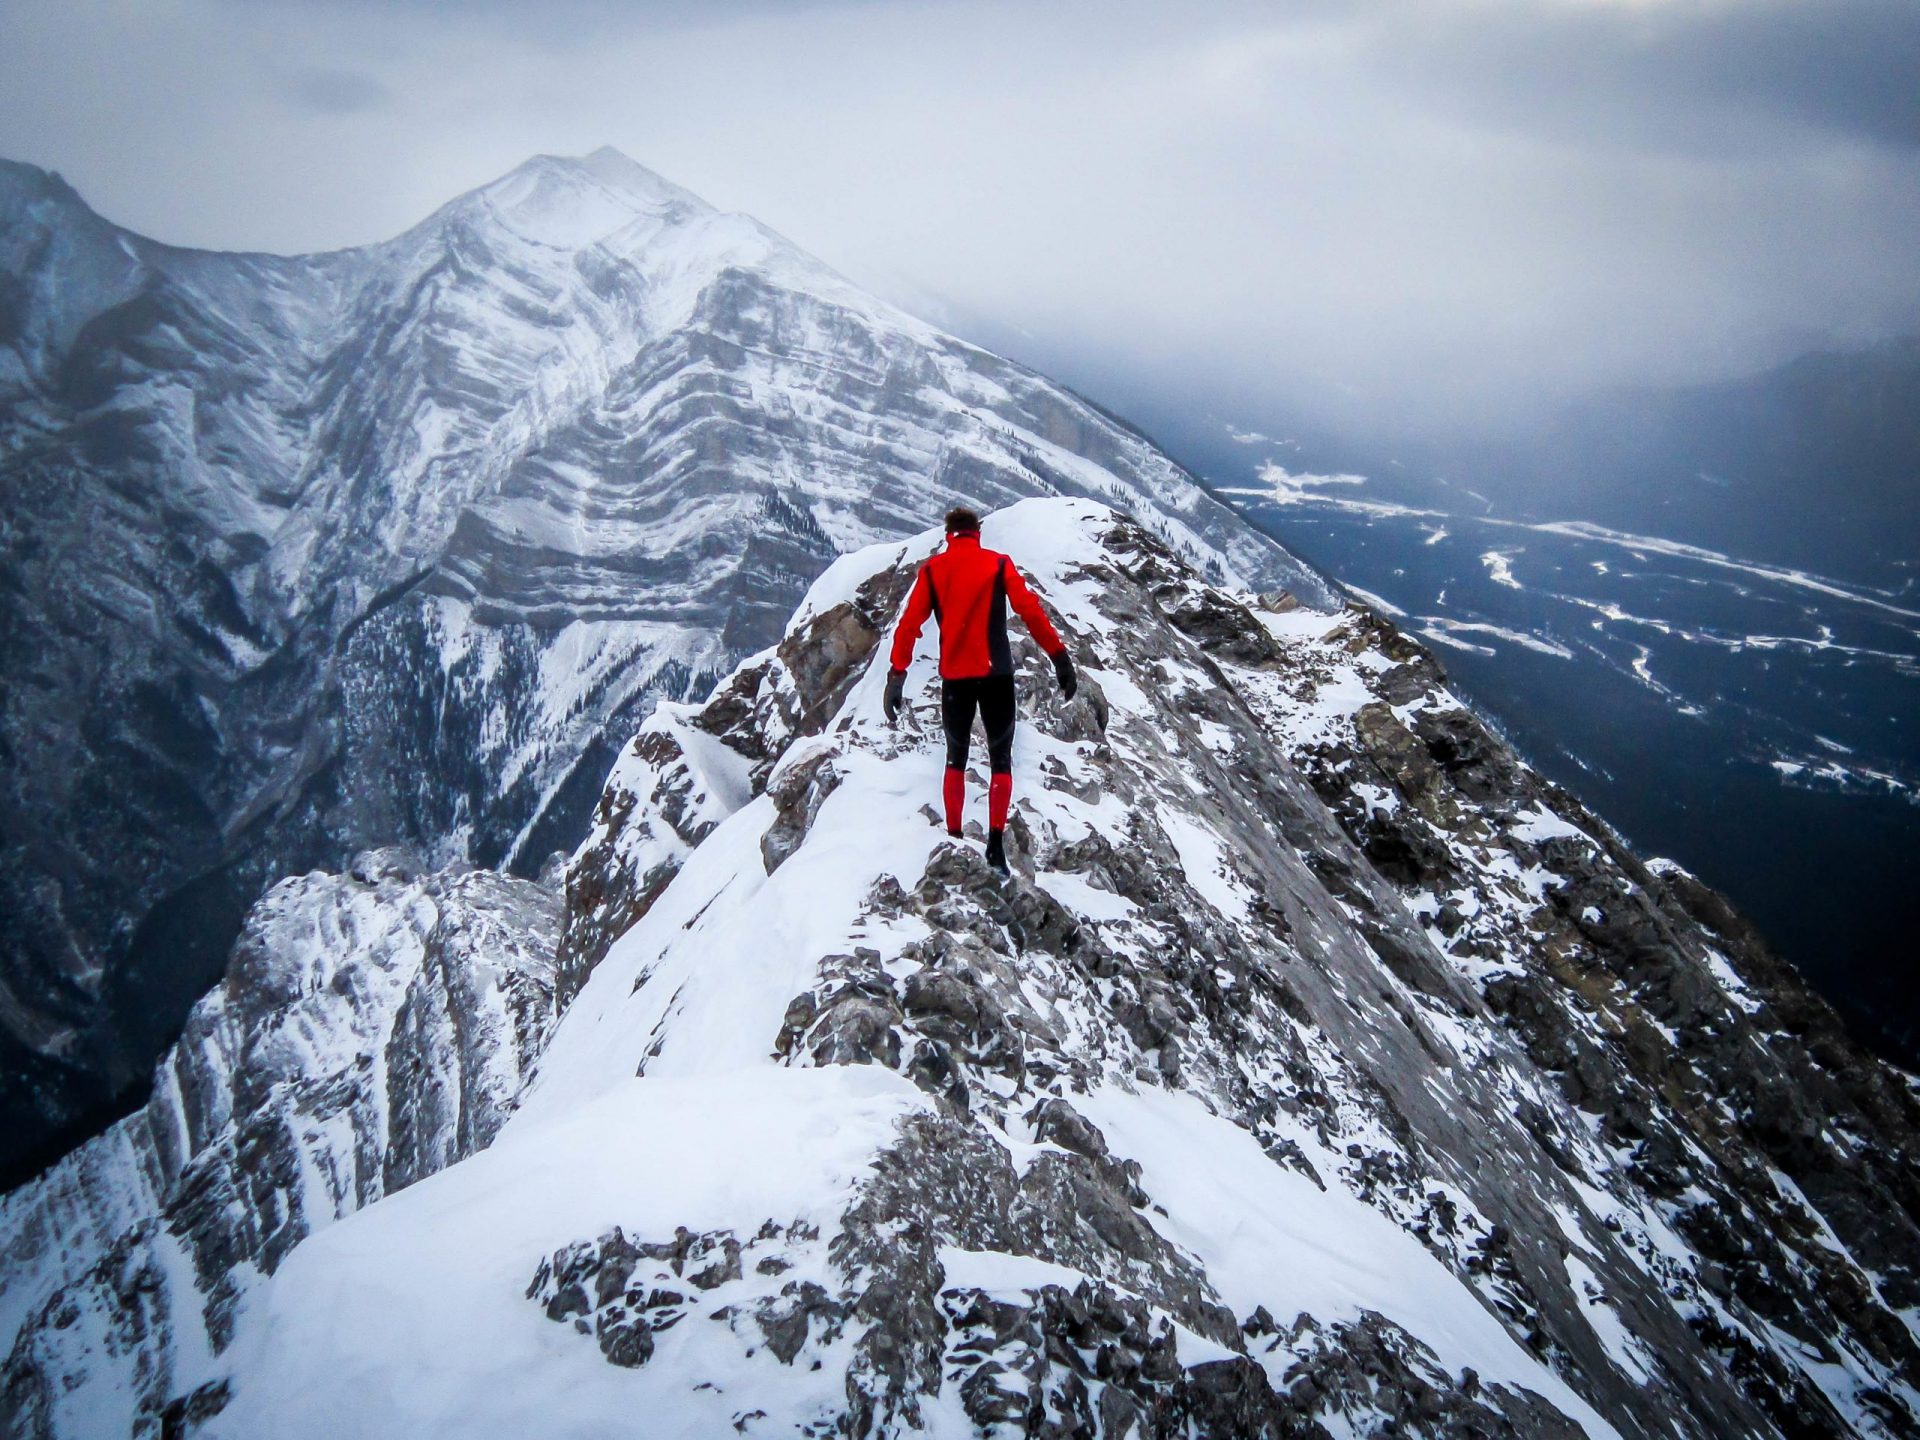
[883, 669, 906, 726]
[1051, 650, 1077, 700]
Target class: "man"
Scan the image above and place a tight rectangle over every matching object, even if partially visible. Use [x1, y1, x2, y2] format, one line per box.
[883, 506, 1076, 875]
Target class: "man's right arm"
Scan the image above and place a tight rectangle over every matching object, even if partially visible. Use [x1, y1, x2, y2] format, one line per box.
[889, 564, 935, 674]
[885, 565, 935, 725]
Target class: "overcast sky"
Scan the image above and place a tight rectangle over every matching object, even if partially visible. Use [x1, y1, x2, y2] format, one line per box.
[4, 0, 1918, 435]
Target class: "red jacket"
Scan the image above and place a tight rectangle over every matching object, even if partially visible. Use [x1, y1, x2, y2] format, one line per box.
[889, 532, 1064, 679]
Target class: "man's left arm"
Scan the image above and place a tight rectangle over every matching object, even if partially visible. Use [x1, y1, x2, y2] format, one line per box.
[1005, 562, 1075, 698]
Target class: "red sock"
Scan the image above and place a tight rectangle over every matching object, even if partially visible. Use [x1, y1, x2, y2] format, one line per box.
[943, 767, 965, 834]
[988, 772, 1012, 831]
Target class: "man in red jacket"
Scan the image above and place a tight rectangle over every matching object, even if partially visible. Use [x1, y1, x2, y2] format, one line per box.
[883, 507, 1076, 874]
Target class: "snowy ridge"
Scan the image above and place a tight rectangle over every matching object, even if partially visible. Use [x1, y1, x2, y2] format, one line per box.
[11, 499, 1903, 1437]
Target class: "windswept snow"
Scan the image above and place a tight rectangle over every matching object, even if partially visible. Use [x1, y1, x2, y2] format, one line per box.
[1419, 617, 1574, 660]
[1479, 550, 1523, 590]
[215, 1068, 926, 1440]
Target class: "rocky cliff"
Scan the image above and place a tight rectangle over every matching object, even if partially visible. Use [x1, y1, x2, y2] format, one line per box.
[10, 498, 1910, 1438]
[0, 852, 558, 1437]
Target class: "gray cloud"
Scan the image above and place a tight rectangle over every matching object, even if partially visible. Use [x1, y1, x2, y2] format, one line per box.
[2, 0, 1916, 437]
[283, 66, 392, 115]
[1373, 0, 1920, 155]
[229, 0, 904, 47]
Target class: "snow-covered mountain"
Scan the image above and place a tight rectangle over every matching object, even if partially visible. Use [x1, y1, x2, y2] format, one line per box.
[0, 849, 559, 1435]
[0, 150, 1328, 1184]
[6, 500, 1914, 1438]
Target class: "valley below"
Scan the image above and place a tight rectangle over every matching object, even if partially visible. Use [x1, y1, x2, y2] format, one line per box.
[1208, 449, 1920, 1060]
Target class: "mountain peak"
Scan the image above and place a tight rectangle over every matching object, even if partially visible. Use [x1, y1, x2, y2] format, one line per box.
[0, 157, 97, 225]
[537, 146, 712, 211]
[450, 147, 716, 252]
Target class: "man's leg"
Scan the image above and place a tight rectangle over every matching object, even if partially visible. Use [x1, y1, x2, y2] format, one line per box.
[940, 679, 979, 836]
[980, 676, 1017, 838]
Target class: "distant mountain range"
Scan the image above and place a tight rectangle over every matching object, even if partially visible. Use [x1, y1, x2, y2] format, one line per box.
[1113, 338, 1920, 1064]
[1532, 337, 1920, 587]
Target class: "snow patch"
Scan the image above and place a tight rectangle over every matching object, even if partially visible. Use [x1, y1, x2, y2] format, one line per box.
[1078, 1085, 1624, 1438]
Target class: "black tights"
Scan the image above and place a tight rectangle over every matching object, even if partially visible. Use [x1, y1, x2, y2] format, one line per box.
[941, 675, 1016, 774]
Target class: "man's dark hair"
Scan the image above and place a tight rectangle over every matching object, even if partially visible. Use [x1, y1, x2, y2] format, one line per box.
[945, 506, 981, 534]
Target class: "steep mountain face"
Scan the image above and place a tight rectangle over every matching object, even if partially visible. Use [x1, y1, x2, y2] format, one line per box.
[0, 850, 558, 1436]
[9, 499, 1911, 1438]
[1113, 326, 1920, 1067]
[0, 150, 1328, 1183]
